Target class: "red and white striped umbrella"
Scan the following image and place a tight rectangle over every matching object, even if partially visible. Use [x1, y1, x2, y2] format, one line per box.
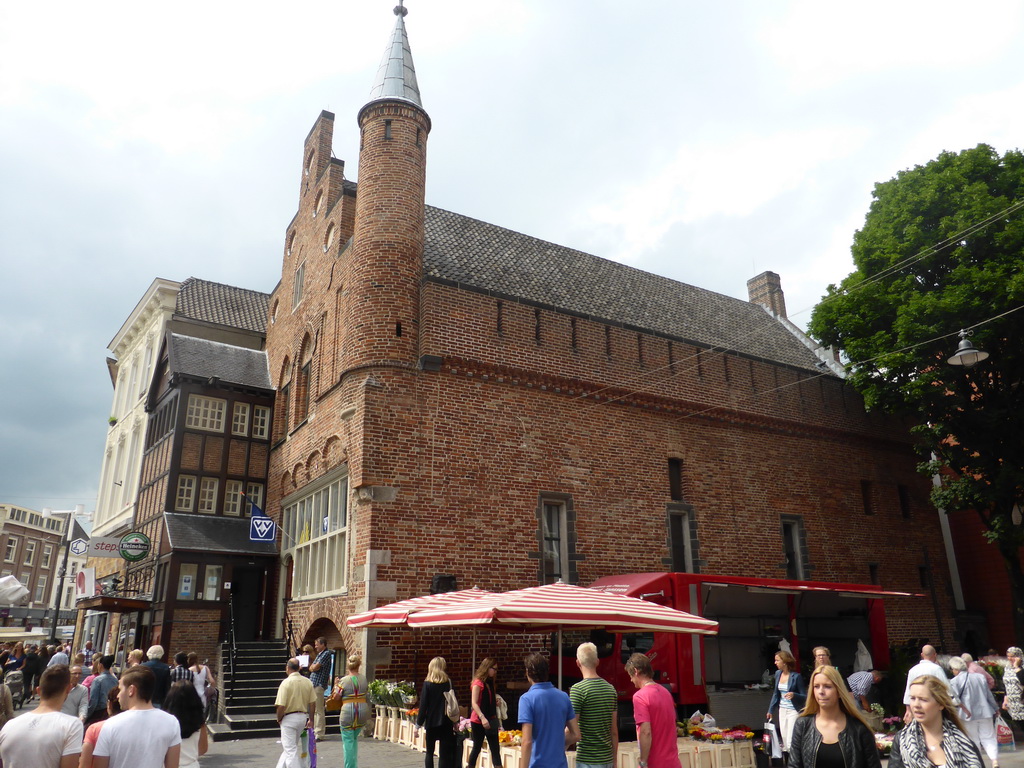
[407, 581, 718, 635]
[346, 587, 493, 629]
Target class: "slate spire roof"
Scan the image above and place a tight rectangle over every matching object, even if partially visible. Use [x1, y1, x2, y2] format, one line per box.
[365, 1, 424, 110]
[421, 206, 827, 373]
[175, 278, 270, 334]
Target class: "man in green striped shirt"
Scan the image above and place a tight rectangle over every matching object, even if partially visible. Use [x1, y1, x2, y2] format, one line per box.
[569, 642, 619, 768]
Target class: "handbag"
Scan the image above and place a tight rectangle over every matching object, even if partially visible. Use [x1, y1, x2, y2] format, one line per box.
[444, 682, 461, 722]
[326, 680, 343, 712]
[496, 694, 508, 722]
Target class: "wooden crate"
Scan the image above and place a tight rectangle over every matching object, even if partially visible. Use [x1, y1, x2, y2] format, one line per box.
[372, 712, 389, 740]
[692, 741, 719, 768]
[735, 741, 755, 768]
[501, 745, 522, 768]
[717, 742, 738, 768]
[618, 742, 642, 768]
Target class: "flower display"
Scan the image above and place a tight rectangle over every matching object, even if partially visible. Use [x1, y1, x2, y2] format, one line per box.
[499, 730, 523, 746]
[367, 679, 418, 708]
[457, 717, 473, 735]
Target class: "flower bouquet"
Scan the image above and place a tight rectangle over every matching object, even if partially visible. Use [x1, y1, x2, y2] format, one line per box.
[499, 730, 523, 747]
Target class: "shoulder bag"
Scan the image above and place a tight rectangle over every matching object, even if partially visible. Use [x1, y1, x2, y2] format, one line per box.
[444, 681, 460, 722]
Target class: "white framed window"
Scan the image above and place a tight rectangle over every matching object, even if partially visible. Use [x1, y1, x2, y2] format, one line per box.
[20, 572, 31, 596]
[41, 544, 53, 570]
[23, 540, 36, 567]
[175, 475, 197, 512]
[198, 478, 219, 514]
[224, 480, 244, 516]
[34, 575, 47, 603]
[252, 406, 271, 439]
[245, 483, 264, 516]
[293, 262, 306, 309]
[232, 403, 250, 436]
[185, 395, 227, 432]
[64, 585, 74, 610]
[282, 473, 349, 599]
[4, 537, 17, 563]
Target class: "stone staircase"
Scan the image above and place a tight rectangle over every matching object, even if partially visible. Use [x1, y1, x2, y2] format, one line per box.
[208, 640, 339, 742]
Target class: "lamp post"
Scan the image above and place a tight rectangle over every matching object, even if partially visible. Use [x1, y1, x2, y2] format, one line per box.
[41, 505, 85, 644]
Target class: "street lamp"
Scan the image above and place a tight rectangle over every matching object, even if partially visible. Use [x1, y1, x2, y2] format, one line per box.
[947, 329, 989, 367]
[41, 505, 85, 643]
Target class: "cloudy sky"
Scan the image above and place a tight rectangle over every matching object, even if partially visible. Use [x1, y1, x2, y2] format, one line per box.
[1, 0, 1022, 514]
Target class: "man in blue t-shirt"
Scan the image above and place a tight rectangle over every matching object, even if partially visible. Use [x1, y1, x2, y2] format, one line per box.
[519, 652, 580, 768]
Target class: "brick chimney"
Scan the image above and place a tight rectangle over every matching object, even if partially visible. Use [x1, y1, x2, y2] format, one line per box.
[747, 271, 787, 319]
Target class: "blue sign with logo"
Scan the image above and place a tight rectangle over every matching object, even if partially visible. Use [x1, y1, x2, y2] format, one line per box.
[250, 515, 276, 542]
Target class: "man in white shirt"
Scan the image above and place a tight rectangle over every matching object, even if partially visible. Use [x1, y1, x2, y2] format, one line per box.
[903, 644, 950, 722]
[0, 664, 84, 768]
[47, 645, 71, 668]
[61, 665, 89, 721]
[92, 665, 182, 768]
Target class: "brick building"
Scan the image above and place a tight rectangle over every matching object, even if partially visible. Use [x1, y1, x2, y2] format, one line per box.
[262, 4, 957, 687]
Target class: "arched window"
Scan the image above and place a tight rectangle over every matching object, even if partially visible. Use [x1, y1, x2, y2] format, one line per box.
[313, 190, 324, 218]
[323, 223, 335, 253]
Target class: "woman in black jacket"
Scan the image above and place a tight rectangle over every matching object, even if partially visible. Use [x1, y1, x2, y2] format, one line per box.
[789, 665, 882, 768]
[416, 656, 457, 768]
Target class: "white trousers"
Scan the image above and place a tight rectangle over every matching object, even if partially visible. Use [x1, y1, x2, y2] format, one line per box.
[276, 712, 308, 768]
[778, 707, 798, 752]
[965, 718, 999, 763]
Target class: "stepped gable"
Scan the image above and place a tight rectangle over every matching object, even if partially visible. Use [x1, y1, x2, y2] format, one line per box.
[422, 206, 825, 373]
[164, 513, 277, 555]
[175, 277, 270, 334]
[168, 334, 271, 390]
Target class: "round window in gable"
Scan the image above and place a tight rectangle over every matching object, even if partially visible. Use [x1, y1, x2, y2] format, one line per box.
[305, 150, 315, 177]
[313, 190, 324, 218]
[270, 299, 279, 325]
[323, 223, 335, 253]
[286, 231, 295, 257]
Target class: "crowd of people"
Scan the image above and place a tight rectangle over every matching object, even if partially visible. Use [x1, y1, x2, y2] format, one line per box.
[0, 640, 216, 768]
[763, 643, 1024, 768]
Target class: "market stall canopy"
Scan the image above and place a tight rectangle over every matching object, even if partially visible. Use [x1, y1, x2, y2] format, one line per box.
[346, 587, 494, 629]
[407, 581, 719, 635]
[0, 575, 29, 606]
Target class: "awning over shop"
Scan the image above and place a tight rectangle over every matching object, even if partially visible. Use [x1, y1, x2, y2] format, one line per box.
[75, 595, 151, 613]
[164, 513, 278, 555]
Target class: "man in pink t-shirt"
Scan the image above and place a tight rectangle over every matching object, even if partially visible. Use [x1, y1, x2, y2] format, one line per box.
[626, 653, 681, 768]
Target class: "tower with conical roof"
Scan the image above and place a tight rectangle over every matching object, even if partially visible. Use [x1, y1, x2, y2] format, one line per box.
[344, 1, 430, 372]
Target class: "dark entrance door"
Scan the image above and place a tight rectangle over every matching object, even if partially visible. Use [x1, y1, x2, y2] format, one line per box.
[231, 567, 264, 641]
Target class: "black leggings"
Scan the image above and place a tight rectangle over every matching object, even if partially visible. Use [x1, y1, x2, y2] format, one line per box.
[425, 724, 456, 768]
[469, 721, 501, 768]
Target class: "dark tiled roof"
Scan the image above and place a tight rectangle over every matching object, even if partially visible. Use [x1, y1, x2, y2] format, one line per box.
[422, 206, 824, 372]
[176, 278, 269, 334]
[168, 334, 271, 390]
[165, 513, 278, 555]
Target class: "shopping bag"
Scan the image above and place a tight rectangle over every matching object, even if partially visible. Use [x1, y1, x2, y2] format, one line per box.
[309, 726, 318, 768]
[996, 715, 1016, 753]
[763, 722, 783, 760]
[299, 727, 312, 768]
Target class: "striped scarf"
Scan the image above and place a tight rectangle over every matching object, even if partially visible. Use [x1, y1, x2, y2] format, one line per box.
[897, 719, 983, 768]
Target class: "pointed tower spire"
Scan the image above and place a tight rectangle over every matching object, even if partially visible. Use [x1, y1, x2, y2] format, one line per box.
[365, 0, 424, 110]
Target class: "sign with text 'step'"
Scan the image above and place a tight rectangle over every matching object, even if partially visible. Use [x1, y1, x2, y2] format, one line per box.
[70, 536, 123, 559]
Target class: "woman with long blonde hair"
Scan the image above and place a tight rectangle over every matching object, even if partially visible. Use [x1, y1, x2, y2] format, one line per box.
[889, 675, 983, 768]
[338, 655, 369, 768]
[416, 657, 457, 768]
[788, 665, 881, 768]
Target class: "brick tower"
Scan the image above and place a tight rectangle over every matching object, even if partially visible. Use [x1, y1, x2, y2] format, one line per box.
[344, 1, 431, 372]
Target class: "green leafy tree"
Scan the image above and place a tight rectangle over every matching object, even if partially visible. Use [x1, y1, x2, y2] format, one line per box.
[808, 144, 1024, 642]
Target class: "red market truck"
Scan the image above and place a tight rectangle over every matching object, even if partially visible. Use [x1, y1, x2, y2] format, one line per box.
[557, 572, 914, 729]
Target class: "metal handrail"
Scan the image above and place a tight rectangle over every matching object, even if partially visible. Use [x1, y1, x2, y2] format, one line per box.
[287, 616, 299, 656]
[226, 597, 237, 701]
